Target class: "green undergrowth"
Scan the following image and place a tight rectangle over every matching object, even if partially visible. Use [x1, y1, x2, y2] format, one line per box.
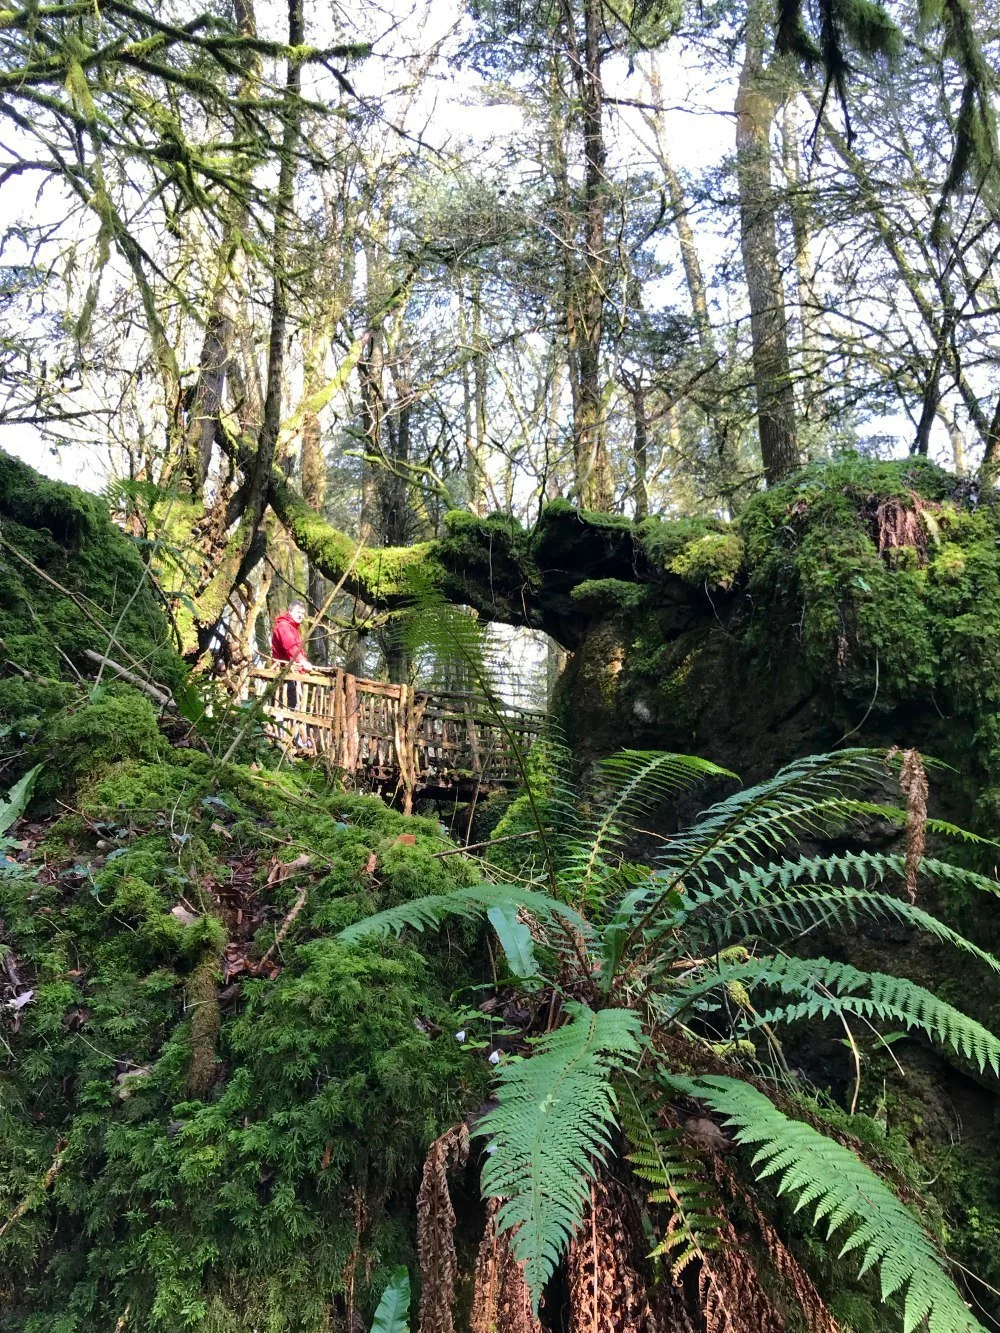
[0, 746, 489, 1331]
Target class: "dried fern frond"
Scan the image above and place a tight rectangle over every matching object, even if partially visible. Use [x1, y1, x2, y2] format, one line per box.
[471, 1199, 540, 1333]
[567, 1178, 661, 1333]
[417, 1123, 469, 1333]
[709, 1156, 840, 1333]
[698, 1228, 787, 1333]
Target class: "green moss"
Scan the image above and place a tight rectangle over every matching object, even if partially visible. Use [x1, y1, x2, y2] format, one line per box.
[0, 451, 188, 790]
[571, 578, 650, 611]
[42, 688, 163, 788]
[668, 532, 745, 590]
[0, 752, 489, 1331]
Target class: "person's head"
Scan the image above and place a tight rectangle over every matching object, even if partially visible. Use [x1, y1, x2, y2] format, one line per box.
[289, 600, 306, 624]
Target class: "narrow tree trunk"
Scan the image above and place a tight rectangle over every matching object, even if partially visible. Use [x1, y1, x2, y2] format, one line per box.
[558, 0, 612, 510]
[735, 5, 799, 485]
[642, 61, 739, 491]
[301, 329, 329, 665]
[781, 96, 821, 425]
[183, 0, 260, 494]
[191, 0, 303, 647]
[472, 277, 488, 515]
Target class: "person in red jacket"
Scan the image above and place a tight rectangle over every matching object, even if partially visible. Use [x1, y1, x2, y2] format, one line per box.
[271, 600, 310, 671]
[271, 601, 310, 720]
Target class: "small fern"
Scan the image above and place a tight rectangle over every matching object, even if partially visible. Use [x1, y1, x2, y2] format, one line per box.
[667, 1076, 984, 1333]
[618, 1078, 723, 1275]
[476, 1003, 643, 1308]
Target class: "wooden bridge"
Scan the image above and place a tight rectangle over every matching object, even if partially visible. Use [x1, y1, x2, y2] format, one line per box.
[248, 667, 545, 810]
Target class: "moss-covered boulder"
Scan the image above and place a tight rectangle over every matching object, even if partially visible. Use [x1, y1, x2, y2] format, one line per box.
[0, 753, 488, 1331]
[0, 449, 186, 783]
[557, 454, 1000, 832]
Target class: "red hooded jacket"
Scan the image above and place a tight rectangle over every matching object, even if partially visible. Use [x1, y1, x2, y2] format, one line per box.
[271, 612, 308, 667]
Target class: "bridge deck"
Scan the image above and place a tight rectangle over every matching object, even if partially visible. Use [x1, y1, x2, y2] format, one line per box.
[248, 667, 544, 810]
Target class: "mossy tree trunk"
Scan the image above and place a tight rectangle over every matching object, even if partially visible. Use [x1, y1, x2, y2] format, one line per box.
[735, 1, 799, 486]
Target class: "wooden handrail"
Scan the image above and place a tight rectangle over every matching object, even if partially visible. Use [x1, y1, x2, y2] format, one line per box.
[247, 665, 544, 809]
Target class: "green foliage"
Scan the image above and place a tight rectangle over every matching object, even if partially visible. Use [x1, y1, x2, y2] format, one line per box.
[475, 1004, 643, 1306]
[668, 1076, 982, 1333]
[667, 531, 745, 591]
[370, 1268, 410, 1333]
[337, 880, 590, 946]
[0, 763, 41, 838]
[618, 1079, 723, 1273]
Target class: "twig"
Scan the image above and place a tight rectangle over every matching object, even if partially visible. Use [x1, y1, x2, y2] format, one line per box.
[82, 650, 175, 709]
[257, 885, 309, 969]
[0, 1140, 68, 1238]
[432, 828, 545, 858]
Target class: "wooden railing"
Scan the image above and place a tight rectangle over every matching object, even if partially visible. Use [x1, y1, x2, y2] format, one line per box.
[248, 667, 545, 809]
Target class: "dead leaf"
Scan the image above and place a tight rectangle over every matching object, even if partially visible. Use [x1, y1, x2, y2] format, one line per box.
[210, 822, 232, 840]
[170, 904, 199, 927]
[6, 989, 33, 1011]
[362, 852, 377, 875]
[321, 1142, 332, 1170]
[395, 834, 416, 846]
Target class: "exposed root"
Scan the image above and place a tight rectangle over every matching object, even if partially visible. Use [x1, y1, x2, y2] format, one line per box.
[863, 491, 940, 565]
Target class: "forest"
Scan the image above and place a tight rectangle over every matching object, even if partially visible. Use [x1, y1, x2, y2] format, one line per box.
[3, 0, 1000, 1327]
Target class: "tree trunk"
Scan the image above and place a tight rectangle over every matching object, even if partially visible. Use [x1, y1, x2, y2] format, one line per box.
[191, 0, 303, 645]
[642, 61, 739, 493]
[301, 329, 329, 665]
[559, 0, 612, 510]
[182, 0, 260, 494]
[735, 6, 799, 485]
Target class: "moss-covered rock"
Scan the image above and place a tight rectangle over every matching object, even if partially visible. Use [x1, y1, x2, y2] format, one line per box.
[0, 753, 488, 1332]
[0, 449, 187, 783]
[557, 455, 1000, 839]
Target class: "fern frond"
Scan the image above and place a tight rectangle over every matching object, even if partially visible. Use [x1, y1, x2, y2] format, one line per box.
[667, 1076, 985, 1333]
[566, 751, 733, 899]
[476, 1003, 643, 1308]
[665, 878, 1000, 976]
[720, 849, 1000, 905]
[669, 953, 1000, 1076]
[656, 750, 889, 888]
[617, 1077, 723, 1275]
[337, 882, 590, 946]
[744, 955, 1000, 1076]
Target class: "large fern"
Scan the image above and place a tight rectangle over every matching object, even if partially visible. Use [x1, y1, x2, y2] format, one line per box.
[475, 1003, 643, 1307]
[667, 1075, 984, 1333]
[340, 744, 1000, 1327]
